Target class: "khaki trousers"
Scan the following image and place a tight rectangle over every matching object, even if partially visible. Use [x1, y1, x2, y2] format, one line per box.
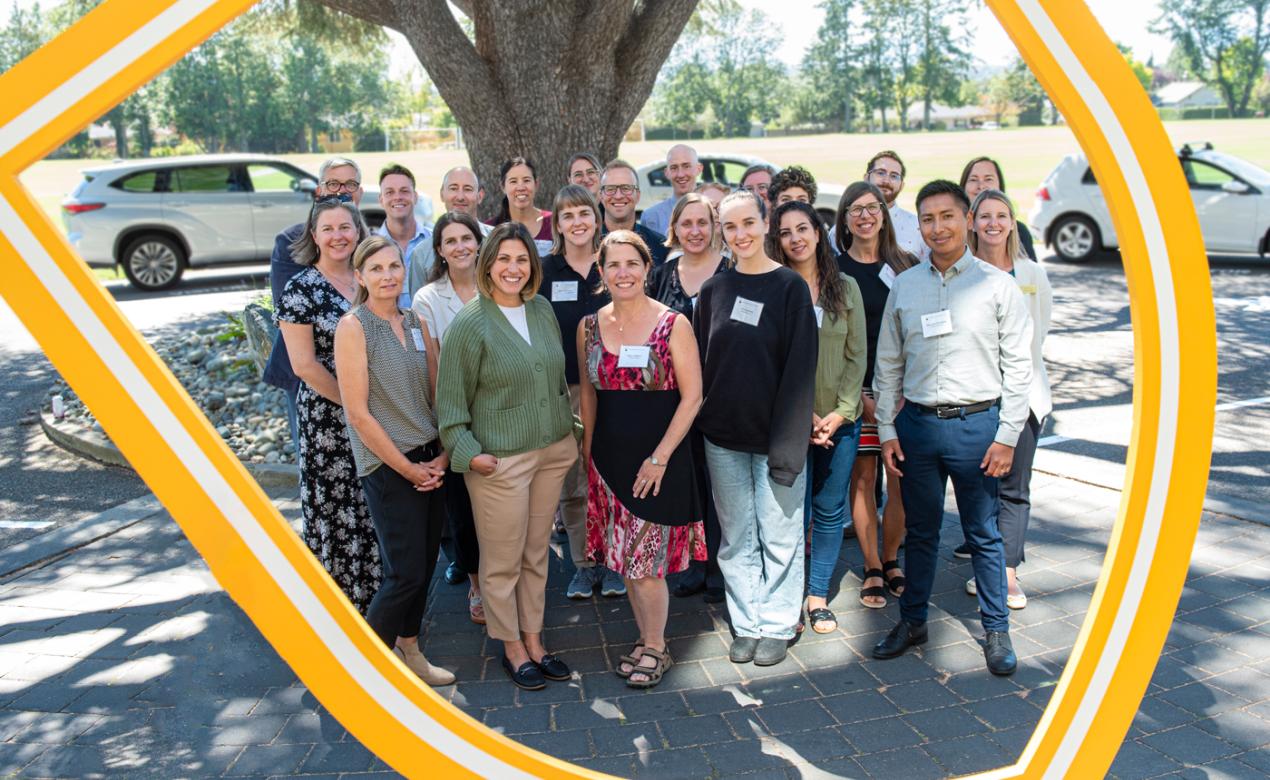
[464, 434, 578, 641]
[560, 384, 591, 568]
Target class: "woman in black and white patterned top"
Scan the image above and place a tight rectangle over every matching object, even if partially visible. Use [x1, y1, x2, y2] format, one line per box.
[335, 234, 454, 687]
[277, 198, 381, 614]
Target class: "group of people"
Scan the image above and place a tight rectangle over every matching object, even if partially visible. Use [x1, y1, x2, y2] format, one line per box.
[264, 142, 1053, 692]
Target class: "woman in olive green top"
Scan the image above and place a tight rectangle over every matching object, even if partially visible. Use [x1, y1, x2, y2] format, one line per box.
[436, 222, 578, 692]
[770, 201, 868, 631]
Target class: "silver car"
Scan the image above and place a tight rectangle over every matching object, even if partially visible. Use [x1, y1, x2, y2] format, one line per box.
[634, 153, 844, 224]
[61, 153, 432, 291]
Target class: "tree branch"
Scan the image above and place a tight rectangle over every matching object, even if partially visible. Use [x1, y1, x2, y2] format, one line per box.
[609, 0, 700, 131]
[312, 0, 402, 32]
[388, 0, 502, 122]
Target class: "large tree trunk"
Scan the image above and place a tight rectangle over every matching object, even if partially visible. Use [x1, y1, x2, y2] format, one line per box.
[319, 0, 699, 218]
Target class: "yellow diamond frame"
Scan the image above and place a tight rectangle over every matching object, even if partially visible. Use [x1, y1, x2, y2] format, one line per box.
[0, 0, 1216, 777]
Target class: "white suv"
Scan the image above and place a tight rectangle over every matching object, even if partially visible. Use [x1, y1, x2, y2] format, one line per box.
[62, 154, 432, 291]
[1029, 143, 1270, 261]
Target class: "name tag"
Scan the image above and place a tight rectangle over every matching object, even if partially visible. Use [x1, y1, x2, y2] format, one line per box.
[617, 345, 651, 368]
[690, 296, 698, 310]
[921, 309, 953, 338]
[410, 328, 426, 352]
[813, 306, 824, 328]
[879, 264, 897, 289]
[551, 281, 579, 302]
[1018, 284, 1038, 295]
[730, 296, 763, 326]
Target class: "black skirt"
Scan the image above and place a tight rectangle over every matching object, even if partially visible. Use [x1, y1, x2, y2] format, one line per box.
[591, 389, 699, 527]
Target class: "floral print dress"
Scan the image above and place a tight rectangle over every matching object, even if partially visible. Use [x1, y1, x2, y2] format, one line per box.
[276, 267, 381, 613]
[584, 309, 706, 579]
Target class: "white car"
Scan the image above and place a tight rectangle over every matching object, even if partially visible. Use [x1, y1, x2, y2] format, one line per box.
[61, 153, 432, 291]
[635, 153, 844, 225]
[1029, 143, 1270, 261]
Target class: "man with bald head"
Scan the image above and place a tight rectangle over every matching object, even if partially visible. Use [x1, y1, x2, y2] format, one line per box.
[639, 143, 702, 237]
[406, 166, 493, 296]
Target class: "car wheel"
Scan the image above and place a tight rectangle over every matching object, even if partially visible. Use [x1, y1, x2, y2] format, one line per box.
[121, 234, 186, 291]
[1051, 215, 1100, 262]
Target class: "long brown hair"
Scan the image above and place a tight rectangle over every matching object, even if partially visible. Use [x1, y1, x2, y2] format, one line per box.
[290, 197, 367, 266]
[833, 181, 917, 276]
[427, 211, 485, 285]
[769, 201, 848, 318]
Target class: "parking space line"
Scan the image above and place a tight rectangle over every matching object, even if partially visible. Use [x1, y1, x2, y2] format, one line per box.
[1215, 395, 1270, 412]
[0, 520, 55, 529]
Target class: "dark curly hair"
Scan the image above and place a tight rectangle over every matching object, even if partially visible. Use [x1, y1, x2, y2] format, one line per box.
[768, 165, 818, 206]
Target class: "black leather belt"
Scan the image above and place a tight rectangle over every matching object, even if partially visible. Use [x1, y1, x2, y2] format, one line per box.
[911, 399, 999, 419]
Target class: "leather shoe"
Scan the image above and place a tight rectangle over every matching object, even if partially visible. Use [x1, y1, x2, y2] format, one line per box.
[444, 561, 465, 585]
[672, 567, 706, 598]
[534, 653, 571, 681]
[703, 586, 725, 604]
[984, 631, 1017, 676]
[729, 636, 758, 663]
[501, 656, 545, 690]
[753, 637, 788, 666]
[871, 620, 928, 659]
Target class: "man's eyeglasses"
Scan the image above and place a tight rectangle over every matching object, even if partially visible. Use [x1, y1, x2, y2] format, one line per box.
[600, 184, 638, 196]
[847, 202, 884, 218]
[322, 179, 361, 193]
[868, 169, 903, 183]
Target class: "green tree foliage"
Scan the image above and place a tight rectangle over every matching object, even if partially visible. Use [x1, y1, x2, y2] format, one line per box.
[1154, 0, 1270, 117]
[0, 0, 45, 72]
[652, 0, 788, 137]
[800, 0, 856, 129]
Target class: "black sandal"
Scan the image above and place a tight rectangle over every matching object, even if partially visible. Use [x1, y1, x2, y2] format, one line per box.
[808, 607, 838, 633]
[860, 567, 887, 609]
[883, 560, 906, 597]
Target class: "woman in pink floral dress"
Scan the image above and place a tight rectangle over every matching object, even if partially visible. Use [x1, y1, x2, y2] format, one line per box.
[577, 231, 705, 689]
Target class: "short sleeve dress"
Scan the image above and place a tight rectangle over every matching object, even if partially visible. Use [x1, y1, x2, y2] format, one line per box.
[583, 310, 706, 579]
[276, 267, 381, 613]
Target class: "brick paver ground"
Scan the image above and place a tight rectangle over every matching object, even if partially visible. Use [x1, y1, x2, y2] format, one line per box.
[0, 471, 1266, 778]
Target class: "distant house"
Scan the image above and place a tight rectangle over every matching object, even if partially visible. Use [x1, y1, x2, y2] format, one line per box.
[1156, 81, 1223, 109]
[872, 103, 992, 130]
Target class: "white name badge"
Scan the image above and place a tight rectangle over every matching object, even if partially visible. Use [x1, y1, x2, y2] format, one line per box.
[551, 281, 579, 302]
[410, 328, 426, 352]
[730, 296, 764, 326]
[617, 345, 651, 368]
[814, 306, 825, 328]
[921, 309, 953, 338]
[879, 264, 897, 289]
[690, 296, 698, 310]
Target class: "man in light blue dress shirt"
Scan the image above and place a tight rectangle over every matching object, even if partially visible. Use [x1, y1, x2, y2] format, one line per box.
[374, 164, 431, 309]
[638, 144, 702, 237]
[872, 179, 1033, 676]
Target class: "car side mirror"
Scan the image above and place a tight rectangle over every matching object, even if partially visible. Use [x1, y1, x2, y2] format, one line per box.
[1221, 180, 1250, 195]
[297, 179, 317, 196]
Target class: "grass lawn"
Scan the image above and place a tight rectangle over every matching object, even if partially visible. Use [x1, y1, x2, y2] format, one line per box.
[18, 118, 1270, 242]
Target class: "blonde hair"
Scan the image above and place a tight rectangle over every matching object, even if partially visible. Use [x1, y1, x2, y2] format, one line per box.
[664, 192, 721, 251]
[350, 235, 402, 306]
[968, 189, 1026, 262]
[476, 222, 543, 302]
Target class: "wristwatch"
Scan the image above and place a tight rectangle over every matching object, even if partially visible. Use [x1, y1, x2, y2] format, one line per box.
[648, 455, 664, 466]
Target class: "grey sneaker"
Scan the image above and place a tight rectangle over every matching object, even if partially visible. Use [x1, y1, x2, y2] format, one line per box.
[566, 566, 600, 599]
[600, 567, 627, 597]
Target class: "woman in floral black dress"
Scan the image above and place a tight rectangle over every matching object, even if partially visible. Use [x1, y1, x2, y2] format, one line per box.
[277, 198, 381, 613]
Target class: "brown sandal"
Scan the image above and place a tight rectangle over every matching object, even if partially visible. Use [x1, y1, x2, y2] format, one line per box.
[616, 639, 644, 679]
[625, 647, 672, 689]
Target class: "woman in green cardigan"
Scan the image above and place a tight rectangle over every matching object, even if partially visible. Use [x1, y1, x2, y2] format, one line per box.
[436, 222, 579, 692]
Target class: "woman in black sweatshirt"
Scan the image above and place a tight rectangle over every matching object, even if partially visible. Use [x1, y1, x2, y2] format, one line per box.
[695, 190, 818, 668]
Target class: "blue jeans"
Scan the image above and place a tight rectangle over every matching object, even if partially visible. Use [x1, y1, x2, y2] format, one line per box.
[804, 420, 861, 598]
[705, 440, 806, 640]
[895, 404, 1009, 632]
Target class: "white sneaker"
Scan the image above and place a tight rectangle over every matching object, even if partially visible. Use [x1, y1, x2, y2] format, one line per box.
[394, 645, 456, 686]
[965, 577, 1027, 609]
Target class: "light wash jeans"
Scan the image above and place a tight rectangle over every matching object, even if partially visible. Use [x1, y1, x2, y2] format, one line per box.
[704, 439, 806, 640]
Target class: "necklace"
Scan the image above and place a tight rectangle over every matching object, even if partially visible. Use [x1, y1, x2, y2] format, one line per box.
[318, 265, 356, 298]
[612, 300, 647, 334]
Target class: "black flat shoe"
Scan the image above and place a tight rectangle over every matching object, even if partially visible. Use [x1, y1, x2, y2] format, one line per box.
[753, 637, 788, 666]
[703, 586, 725, 604]
[534, 653, 571, 681]
[672, 568, 706, 598]
[501, 656, 546, 690]
[444, 561, 465, 585]
[872, 620, 928, 659]
[984, 631, 1017, 676]
[729, 636, 758, 664]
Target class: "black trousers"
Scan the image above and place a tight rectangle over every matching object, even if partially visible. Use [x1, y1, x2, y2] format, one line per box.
[999, 412, 1041, 569]
[441, 466, 481, 574]
[361, 443, 445, 646]
[685, 430, 723, 589]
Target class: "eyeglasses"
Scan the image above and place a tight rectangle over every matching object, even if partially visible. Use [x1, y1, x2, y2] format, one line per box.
[600, 184, 638, 196]
[868, 169, 903, 183]
[322, 179, 361, 193]
[572, 168, 599, 180]
[847, 202, 884, 218]
[744, 183, 769, 195]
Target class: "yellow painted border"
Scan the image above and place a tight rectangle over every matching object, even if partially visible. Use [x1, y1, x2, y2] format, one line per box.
[0, 0, 1214, 777]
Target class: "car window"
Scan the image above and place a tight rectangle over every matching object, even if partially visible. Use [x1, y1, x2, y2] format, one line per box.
[719, 160, 749, 187]
[1182, 159, 1235, 190]
[647, 166, 669, 188]
[247, 164, 303, 193]
[171, 165, 239, 193]
[1081, 167, 1098, 185]
[111, 170, 161, 193]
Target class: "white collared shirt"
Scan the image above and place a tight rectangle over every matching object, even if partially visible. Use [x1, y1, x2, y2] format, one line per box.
[889, 204, 930, 261]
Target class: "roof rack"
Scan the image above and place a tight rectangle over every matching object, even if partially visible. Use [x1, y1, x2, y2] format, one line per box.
[1179, 142, 1214, 157]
